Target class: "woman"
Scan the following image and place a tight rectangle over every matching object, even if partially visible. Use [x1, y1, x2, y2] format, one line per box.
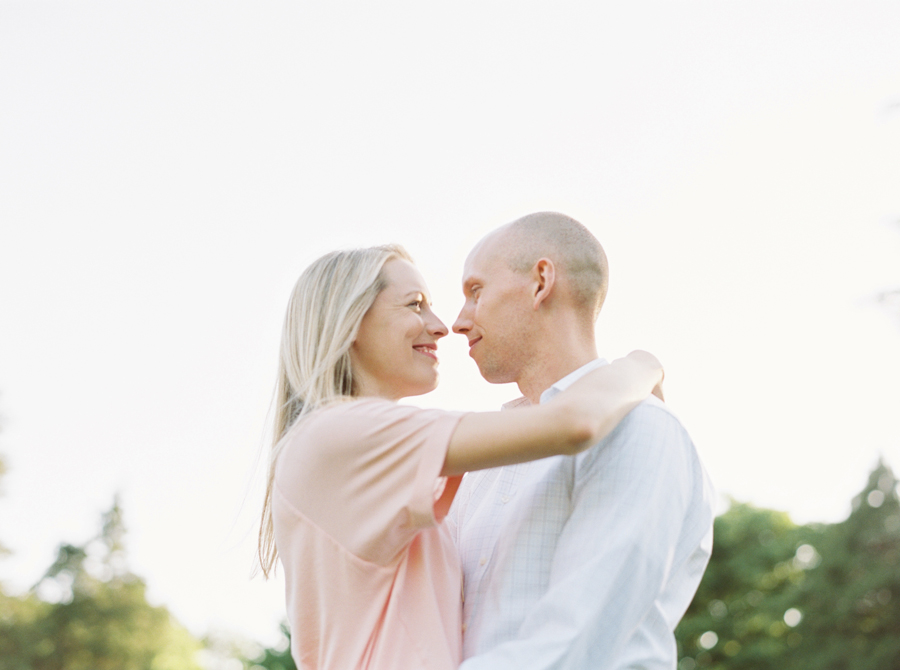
[258, 244, 663, 670]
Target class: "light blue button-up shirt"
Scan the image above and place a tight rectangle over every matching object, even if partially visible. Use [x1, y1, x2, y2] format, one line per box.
[449, 359, 715, 669]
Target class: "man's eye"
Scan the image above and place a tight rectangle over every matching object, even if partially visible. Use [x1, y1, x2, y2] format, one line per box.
[409, 300, 422, 309]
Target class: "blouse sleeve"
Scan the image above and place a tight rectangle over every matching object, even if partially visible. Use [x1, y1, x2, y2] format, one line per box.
[274, 398, 465, 566]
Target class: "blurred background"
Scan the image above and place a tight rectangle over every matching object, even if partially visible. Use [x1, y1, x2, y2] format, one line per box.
[1, 2, 898, 668]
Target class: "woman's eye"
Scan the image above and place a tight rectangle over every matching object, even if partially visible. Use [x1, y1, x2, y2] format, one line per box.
[409, 300, 422, 310]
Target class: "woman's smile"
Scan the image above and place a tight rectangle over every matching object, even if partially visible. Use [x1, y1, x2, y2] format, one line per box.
[413, 343, 438, 360]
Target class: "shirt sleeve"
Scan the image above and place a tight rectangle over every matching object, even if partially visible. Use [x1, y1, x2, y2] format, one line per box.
[460, 400, 699, 670]
[275, 398, 465, 566]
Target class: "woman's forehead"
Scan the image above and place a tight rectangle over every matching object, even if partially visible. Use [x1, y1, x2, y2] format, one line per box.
[382, 259, 430, 296]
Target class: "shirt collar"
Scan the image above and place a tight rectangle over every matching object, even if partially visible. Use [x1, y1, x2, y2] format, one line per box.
[539, 358, 609, 405]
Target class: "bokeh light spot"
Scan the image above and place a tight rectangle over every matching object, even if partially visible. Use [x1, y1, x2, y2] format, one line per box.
[699, 631, 719, 650]
[868, 490, 885, 508]
[784, 608, 802, 627]
[708, 599, 728, 618]
[793, 543, 821, 569]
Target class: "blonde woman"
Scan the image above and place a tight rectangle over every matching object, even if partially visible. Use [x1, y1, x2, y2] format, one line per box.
[258, 244, 664, 670]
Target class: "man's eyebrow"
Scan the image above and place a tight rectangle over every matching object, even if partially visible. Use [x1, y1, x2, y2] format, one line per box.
[462, 275, 482, 289]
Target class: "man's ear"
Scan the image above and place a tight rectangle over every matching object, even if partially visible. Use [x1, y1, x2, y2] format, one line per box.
[531, 258, 556, 310]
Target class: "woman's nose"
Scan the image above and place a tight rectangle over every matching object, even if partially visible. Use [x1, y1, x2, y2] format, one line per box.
[427, 312, 449, 339]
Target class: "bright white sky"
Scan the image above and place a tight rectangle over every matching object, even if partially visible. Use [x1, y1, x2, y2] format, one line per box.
[1, 0, 899, 648]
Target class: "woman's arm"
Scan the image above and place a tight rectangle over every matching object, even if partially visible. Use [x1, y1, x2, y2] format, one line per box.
[441, 351, 663, 476]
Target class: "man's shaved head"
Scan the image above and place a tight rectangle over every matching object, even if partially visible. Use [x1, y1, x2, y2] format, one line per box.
[491, 212, 609, 321]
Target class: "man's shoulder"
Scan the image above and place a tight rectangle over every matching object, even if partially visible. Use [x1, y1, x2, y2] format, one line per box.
[584, 395, 698, 469]
[581, 396, 713, 508]
[616, 395, 689, 436]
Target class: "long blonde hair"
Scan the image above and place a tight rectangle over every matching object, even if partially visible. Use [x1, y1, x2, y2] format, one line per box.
[257, 244, 413, 577]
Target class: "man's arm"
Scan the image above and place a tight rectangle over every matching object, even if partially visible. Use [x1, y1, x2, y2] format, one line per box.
[460, 400, 708, 670]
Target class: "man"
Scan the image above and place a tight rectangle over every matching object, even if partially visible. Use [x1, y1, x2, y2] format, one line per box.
[448, 212, 714, 669]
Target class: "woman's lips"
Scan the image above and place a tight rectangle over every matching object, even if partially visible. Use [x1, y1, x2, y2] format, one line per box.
[413, 344, 438, 360]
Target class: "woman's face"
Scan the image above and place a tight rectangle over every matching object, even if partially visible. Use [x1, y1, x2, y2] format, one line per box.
[350, 259, 449, 400]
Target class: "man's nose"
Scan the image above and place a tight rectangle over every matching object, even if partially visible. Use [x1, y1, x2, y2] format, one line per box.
[452, 305, 471, 334]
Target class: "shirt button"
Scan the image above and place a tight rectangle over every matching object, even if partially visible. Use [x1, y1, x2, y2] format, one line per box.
[462, 623, 468, 633]
[479, 557, 487, 566]
[500, 495, 510, 504]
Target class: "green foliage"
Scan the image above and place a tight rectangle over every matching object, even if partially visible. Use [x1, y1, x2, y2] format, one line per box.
[676, 460, 900, 670]
[241, 622, 296, 670]
[0, 589, 51, 668]
[787, 460, 900, 670]
[675, 501, 821, 669]
[0, 497, 203, 670]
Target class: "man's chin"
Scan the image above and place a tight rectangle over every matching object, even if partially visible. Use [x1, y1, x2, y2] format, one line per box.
[475, 362, 515, 385]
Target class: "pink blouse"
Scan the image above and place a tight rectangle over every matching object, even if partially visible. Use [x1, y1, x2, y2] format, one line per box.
[273, 398, 465, 670]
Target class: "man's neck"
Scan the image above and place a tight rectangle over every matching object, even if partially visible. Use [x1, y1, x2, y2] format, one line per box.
[516, 342, 598, 404]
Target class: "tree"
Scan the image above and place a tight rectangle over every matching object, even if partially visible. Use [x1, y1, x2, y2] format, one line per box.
[788, 460, 900, 670]
[676, 460, 900, 670]
[0, 449, 52, 669]
[675, 501, 821, 669]
[0, 498, 203, 670]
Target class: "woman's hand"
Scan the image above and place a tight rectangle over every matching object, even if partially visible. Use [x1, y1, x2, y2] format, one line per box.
[559, 350, 664, 446]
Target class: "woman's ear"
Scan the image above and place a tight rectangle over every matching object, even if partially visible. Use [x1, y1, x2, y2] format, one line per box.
[531, 258, 556, 310]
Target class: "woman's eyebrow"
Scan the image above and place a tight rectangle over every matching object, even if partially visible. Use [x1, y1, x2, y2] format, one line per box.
[400, 290, 430, 303]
